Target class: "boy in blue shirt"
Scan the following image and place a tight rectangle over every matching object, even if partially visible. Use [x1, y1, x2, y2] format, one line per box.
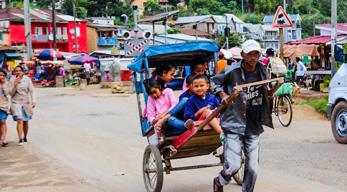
[179, 74, 195, 101]
[184, 74, 223, 134]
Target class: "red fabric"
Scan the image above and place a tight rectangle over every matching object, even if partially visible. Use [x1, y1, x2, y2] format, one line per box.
[262, 58, 269, 66]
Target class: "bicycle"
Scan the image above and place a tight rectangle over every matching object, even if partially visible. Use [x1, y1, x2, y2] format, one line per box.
[272, 82, 294, 127]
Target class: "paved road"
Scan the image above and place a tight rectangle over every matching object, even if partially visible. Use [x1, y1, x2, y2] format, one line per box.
[1, 86, 346, 192]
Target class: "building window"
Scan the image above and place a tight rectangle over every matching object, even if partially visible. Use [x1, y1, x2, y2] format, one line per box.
[45, 27, 49, 34]
[35, 27, 43, 35]
[63, 27, 67, 35]
[76, 27, 80, 37]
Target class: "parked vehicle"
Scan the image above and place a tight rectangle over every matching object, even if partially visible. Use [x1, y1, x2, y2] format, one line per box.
[327, 44, 347, 144]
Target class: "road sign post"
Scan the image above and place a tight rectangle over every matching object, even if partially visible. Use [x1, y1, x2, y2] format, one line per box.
[272, 6, 293, 65]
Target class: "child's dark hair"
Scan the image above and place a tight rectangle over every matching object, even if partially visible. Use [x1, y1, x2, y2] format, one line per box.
[227, 59, 232, 65]
[218, 54, 224, 59]
[152, 63, 176, 77]
[143, 76, 166, 94]
[192, 74, 209, 84]
[0, 68, 7, 76]
[15, 65, 24, 72]
[186, 74, 196, 85]
[190, 57, 205, 72]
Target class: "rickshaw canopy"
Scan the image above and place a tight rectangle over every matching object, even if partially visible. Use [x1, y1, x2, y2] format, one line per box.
[128, 42, 220, 73]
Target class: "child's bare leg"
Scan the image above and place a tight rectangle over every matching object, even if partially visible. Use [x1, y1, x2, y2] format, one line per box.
[203, 109, 223, 134]
[154, 114, 171, 131]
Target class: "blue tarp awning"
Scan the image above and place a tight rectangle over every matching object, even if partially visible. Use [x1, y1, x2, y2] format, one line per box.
[4, 52, 21, 58]
[128, 42, 220, 72]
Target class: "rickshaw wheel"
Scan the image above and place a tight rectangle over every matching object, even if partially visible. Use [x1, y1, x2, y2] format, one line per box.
[143, 145, 164, 192]
[233, 149, 245, 185]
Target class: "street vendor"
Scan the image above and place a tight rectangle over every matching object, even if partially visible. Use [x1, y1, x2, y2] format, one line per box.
[211, 40, 273, 192]
[83, 60, 91, 85]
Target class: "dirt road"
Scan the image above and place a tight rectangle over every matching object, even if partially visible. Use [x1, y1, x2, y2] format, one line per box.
[0, 86, 346, 192]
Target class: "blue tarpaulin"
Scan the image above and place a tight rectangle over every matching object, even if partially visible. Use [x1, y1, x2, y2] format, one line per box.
[128, 42, 220, 72]
[4, 52, 21, 57]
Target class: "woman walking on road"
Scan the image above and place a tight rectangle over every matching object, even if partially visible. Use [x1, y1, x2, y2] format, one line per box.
[0, 68, 9, 147]
[9, 66, 36, 146]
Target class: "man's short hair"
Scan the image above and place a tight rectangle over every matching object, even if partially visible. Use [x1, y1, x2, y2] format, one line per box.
[192, 74, 209, 84]
[296, 57, 300, 61]
[218, 54, 224, 59]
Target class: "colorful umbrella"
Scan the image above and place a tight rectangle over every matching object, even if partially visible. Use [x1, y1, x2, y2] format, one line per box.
[228, 47, 242, 59]
[33, 49, 65, 61]
[68, 55, 99, 65]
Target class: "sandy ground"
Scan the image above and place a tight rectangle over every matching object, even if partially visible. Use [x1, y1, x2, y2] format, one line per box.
[1, 86, 345, 192]
[0, 141, 103, 192]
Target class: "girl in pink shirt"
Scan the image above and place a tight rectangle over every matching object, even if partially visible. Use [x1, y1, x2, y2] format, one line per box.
[144, 77, 190, 136]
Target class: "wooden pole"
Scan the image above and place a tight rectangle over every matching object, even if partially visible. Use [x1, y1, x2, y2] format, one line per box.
[279, 28, 284, 63]
[197, 77, 284, 130]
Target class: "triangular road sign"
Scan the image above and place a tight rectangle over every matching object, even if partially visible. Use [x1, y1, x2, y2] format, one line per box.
[272, 6, 293, 28]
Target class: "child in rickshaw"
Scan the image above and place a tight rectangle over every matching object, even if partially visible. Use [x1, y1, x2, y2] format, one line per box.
[152, 63, 176, 84]
[182, 58, 206, 93]
[184, 74, 223, 135]
[144, 76, 193, 136]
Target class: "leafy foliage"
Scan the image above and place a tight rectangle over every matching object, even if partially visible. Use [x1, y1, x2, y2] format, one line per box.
[294, 96, 328, 117]
[215, 33, 243, 49]
[144, 0, 163, 16]
[167, 28, 181, 34]
[243, 14, 263, 24]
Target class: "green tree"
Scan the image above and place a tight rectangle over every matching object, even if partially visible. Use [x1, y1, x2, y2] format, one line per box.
[144, 0, 163, 15]
[167, 28, 181, 34]
[215, 33, 243, 49]
[189, 0, 230, 15]
[196, 8, 210, 15]
[61, 0, 89, 18]
[168, 0, 181, 7]
[243, 14, 263, 24]
[34, 0, 51, 8]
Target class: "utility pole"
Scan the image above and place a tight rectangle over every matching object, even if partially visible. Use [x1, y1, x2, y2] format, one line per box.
[283, 0, 287, 44]
[133, 6, 138, 40]
[331, 0, 337, 77]
[241, 0, 244, 17]
[24, 0, 32, 61]
[72, 0, 78, 53]
[52, 0, 57, 51]
[225, 15, 229, 49]
[164, 5, 168, 44]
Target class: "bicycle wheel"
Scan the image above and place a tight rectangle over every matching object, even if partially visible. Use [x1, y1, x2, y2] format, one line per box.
[276, 95, 293, 127]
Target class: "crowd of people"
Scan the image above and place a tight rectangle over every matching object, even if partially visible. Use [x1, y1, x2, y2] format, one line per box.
[0, 65, 36, 147]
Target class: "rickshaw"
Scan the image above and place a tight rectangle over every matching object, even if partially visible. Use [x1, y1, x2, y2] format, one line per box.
[128, 42, 283, 192]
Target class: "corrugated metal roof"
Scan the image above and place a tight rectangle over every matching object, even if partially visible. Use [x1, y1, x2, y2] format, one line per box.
[316, 23, 347, 33]
[243, 23, 261, 33]
[138, 24, 171, 34]
[176, 15, 212, 25]
[157, 33, 212, 42]
[224, 14, 243, 23]
[4, 52, 21, 57]
[287, 35, 346, 45]
[0, 7, 84, 22]
[212, 15, 226, 23]
[139, 10, 179, 22]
